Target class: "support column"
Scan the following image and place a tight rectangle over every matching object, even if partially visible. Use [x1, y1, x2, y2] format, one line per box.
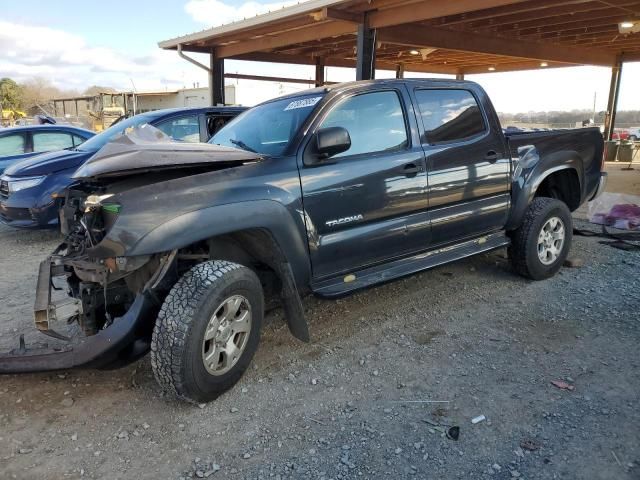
[356, 14, 376, 81]
[210, 55, 225, 106]
[395, 64, 405, 79]
[604, 57, 623, 141]
[456, 73, 465, 80]
[315, 57, 325, 87]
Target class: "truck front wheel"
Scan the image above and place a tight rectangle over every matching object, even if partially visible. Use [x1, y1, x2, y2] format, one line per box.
[151, 260, 263, 403]
[509, 197, 573, 280]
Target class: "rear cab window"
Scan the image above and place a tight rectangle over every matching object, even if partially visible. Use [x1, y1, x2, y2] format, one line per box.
[414, 89, 486, 145]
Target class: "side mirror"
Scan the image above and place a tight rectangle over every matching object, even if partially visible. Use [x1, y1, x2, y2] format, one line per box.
[315, 127, 351, 159]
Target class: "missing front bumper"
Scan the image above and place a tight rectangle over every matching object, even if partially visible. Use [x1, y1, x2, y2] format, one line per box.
[33, 258, 83, 340]
[0, 293, 156, 374]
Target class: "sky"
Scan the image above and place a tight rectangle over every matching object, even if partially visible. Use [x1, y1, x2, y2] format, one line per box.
[1, 0, 639, 113]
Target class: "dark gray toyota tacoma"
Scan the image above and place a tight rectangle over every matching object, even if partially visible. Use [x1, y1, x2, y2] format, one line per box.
[0, 79, 606, 403]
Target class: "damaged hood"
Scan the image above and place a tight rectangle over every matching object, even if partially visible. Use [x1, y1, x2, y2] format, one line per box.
[72, 124, 262, 180]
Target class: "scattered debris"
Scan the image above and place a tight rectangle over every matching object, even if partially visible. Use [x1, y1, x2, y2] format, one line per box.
[391, 400, 450, 404]
[612, 450, 622, 467]
[471, 415, 486, 424]
[60, 397, 74, 407]
[563, 258, 584, 268]
[520, 439, 541, 451]
[551, 380, 575, 391]
[446, 426, 460, 441]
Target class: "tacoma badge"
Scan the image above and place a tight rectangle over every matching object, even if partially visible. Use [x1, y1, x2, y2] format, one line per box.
[326, 214, 364, 227]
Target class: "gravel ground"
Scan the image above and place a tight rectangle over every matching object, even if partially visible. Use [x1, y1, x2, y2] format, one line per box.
[0, 165, 638, 480]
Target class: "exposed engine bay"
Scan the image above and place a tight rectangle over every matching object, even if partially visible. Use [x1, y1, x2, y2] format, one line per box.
[35, 125, 262, 341]
[38, 184, 160, 339]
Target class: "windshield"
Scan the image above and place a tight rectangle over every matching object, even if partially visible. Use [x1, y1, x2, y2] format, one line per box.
[210, 94, 324, 156]
[77, 114, 155, 152]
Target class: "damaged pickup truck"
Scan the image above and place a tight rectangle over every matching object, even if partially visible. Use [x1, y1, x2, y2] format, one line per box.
[0, 79, 607, 403]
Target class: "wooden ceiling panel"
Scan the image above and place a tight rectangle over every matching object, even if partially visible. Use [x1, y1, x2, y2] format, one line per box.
[162, 0, 640, 75]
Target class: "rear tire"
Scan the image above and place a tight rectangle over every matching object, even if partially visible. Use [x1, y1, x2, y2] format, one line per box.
[509, 197, 572, 280]
[151, 260, 263, 403]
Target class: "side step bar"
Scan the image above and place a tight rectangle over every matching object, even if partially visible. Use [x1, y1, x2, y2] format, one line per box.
[312, 232, 510, 297]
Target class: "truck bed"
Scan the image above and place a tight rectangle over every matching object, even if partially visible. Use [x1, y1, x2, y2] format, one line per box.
[505, 127, 604, 201]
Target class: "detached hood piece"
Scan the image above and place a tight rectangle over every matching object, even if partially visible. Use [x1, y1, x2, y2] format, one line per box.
[73, 124, 261, 180]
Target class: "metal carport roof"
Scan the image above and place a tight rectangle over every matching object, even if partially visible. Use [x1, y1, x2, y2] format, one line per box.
[160, 0, 640, 74]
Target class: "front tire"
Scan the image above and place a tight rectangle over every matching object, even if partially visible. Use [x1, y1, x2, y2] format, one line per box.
[509, 197, 573, 280]
[151, 260, 263, 403]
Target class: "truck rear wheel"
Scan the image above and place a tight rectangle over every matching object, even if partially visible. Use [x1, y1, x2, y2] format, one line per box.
[151, 260, 263, 403]
[509, 197, 572, 280]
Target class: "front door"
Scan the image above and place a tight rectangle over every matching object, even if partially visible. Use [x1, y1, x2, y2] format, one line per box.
[299, 86, 430, 280]
[412, 87, 511, 245]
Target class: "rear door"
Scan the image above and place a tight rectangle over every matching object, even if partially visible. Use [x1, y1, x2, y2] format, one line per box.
[299, 85, 430, 280]
[412, 87, 510, 245]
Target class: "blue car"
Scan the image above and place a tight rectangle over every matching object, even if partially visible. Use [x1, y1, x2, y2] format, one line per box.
[0, 106, 245, 229]
[0, 124, 94, 175]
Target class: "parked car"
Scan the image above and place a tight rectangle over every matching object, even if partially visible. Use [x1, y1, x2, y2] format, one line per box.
[0, 106, 245, 228]
[628, 127, 640, 141]
[0, 79, 606, 404]
[0, 124, 94, 175]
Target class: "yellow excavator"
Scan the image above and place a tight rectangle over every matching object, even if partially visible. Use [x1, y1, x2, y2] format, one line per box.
[86, 94, 125, 132]
[1, 109, 27, 127]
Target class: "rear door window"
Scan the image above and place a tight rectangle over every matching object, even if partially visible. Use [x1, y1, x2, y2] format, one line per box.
[414, 89, 486, 144]
[32, 132, 74, 152]
[155, 115, 200, 143]
[0, 133, 26, 156]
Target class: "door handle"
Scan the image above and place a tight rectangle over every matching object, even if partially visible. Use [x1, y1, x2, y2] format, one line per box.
[402, 163, 421, 176]
[485, 151, 499, 162]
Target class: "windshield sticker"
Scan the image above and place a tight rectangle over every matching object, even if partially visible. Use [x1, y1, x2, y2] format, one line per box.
[284, 96, 322, 111]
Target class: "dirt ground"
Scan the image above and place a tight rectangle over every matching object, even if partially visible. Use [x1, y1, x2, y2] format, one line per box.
[0, 164, 638, 480]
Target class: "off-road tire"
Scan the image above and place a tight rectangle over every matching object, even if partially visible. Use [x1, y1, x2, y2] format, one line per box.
[509, 197, 573, 280]
[151, 260, 263, 403]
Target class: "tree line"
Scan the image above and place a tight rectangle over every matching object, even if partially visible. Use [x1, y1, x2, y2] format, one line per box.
[2, 76, 640, 126]
[0, 77, 115, 114]
[499, 109, 640, 127]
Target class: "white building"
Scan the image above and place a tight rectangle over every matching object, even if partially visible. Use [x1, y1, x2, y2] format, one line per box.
[135, 85, 237, 112]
